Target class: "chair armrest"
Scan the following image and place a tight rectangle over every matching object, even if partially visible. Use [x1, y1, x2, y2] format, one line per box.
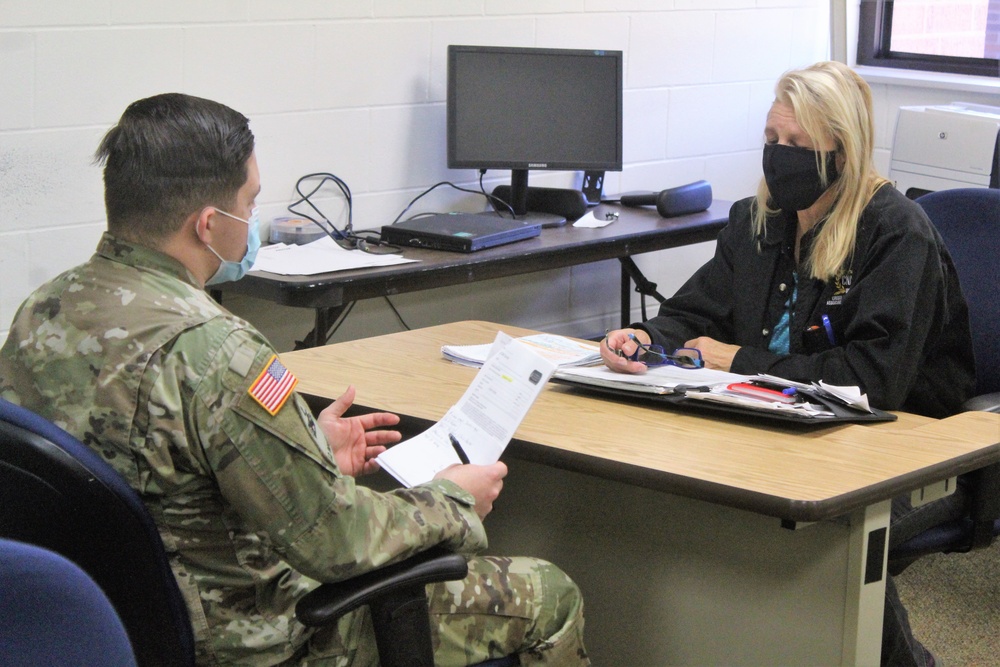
[295, 547, 469, 627]
[963, 392, 1000, 414]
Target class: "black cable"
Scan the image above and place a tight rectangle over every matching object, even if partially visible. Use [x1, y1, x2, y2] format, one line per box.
[383, 297, 411, 331]
[288, 172, 352, 239]
[479, 170, 516, 217]
[288, 172, 401, 255]
[389, 180, 515, 225]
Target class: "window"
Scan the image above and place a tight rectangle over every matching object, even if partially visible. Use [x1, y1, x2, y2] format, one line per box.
[857, 0, 1000, 77]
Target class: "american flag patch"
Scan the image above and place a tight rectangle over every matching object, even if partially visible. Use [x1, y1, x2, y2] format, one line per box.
[248, 355, 298, 415]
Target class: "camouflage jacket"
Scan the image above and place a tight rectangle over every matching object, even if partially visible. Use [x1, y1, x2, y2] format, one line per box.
[0, 233, 486, 665]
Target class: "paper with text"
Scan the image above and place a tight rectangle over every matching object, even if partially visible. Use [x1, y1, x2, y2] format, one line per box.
[442, 333, 601, 368]
[376, 333, 558, 487]
[554, 363, 748, 394]
[250, 236, 417, 276]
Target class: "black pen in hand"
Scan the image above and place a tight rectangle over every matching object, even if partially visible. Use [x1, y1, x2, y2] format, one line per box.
[449, 433, 470, 464]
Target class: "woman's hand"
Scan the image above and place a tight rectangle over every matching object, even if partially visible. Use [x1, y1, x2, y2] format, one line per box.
[600, 328, 652, 374]
[317, 385, 401, 477]
[684, 336, 741, 372]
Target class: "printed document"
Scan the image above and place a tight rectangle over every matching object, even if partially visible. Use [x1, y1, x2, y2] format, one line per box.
[442, 333, 601, 368]
[376, 333, 558, 487]
[250, 236, 416, 276]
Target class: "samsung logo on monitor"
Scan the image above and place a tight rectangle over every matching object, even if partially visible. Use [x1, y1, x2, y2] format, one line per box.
[529, 163, 548, 168]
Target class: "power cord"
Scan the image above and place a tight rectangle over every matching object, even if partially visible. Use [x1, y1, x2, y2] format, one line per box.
[389, 179, 515, 225]
[287, 172, 400, 255]
[290, 174, 514, 340]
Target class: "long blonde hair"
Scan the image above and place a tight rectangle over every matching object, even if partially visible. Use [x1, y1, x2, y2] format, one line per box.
[753, 61, 890, 281]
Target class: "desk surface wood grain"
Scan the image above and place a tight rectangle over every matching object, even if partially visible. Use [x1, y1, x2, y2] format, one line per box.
[281, 321, 1000, 521]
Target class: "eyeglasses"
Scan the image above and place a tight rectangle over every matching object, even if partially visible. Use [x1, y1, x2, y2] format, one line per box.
[620, 334, 704, 369]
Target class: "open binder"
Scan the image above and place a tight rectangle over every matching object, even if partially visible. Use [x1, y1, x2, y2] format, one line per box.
[551, 366, 897, 426]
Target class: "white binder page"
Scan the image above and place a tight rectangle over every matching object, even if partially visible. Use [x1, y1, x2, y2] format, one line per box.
[554, 363, 748, 394]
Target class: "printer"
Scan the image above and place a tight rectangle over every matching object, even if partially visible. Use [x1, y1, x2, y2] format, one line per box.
[889, 102, 1000, 198]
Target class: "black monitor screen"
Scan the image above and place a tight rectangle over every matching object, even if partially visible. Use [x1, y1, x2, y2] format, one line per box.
[447, 45, 623, 175]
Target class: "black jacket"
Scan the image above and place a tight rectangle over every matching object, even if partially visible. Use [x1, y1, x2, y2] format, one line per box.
[637, 185, 975, 417]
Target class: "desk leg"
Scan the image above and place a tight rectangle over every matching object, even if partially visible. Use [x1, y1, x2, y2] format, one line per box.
[843, 499, 890, 666]
[296, 305, 350, 350]
[619, 261, 631, 329]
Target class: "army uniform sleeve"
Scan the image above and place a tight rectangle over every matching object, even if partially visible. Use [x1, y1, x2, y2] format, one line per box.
[174, 324, 487, 583]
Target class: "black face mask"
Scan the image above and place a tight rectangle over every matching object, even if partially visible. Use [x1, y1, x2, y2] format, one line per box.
[762, 143, 839, 211]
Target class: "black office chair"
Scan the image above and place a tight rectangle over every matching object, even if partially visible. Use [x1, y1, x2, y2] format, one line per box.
[0, 537, 138, 667]
[887, 187, 1000, 574]
[0, 397, 518, 667]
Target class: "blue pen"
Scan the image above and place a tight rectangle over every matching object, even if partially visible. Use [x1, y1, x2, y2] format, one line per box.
[821, 314, 836, 346]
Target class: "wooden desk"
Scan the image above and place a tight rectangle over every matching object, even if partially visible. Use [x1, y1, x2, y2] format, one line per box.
[216, 202, 730, 346]
[281, 321, 1000, 666]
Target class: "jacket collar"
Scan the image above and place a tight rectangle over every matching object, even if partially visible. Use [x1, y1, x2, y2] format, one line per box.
[96, 233, 200, 287]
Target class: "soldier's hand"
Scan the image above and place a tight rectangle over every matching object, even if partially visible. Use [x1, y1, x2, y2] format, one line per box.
[317, 385, 401, 477]
[435, 461, 508, 519]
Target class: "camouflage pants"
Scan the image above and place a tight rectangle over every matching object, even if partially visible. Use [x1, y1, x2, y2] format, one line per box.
[300, 555, 588, 666]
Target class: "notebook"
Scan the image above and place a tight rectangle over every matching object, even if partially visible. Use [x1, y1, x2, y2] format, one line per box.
[381, 213, 541, 252]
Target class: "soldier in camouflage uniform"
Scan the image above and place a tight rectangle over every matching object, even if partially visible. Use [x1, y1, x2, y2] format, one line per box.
[0, 93, 588, 666]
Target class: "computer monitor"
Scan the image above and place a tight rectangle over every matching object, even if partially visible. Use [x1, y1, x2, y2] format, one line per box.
[447, 44, 623, 225]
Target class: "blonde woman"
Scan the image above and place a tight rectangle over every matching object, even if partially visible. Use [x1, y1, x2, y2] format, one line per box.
[603, 61, 974, 667]
[603, 61, 974, 419]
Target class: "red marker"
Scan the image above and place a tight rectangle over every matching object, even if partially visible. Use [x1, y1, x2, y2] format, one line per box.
[725, 382, 798, 404]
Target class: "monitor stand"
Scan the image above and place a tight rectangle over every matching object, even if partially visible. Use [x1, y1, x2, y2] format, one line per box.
[492, 170, 588, 228]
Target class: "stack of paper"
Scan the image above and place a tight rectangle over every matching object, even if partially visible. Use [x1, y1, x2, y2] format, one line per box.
[553, 366, 876, 420]
[442, 333, 601, 368]
[250, 236, 417, 276]
[377, 333, 558, 487]
[553, 363, 748, 394]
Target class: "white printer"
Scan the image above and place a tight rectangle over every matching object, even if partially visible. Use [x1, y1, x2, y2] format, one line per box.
[889, 102, 1000, 198]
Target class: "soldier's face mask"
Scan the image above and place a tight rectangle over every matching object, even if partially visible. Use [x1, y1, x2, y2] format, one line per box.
[205, 207, 261, 286]
[762, 143, 839, 212]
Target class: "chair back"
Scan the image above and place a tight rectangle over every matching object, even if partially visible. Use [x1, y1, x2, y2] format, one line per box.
[0, 537, 138, 666]
[916, 187, 1000, 395]
[0, 397, 195, 667]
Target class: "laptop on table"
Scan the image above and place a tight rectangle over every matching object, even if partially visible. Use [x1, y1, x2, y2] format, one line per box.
[381, 213, 541, 253]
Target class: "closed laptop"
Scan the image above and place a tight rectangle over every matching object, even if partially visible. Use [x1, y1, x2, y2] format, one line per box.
[381, 213, 541, 252]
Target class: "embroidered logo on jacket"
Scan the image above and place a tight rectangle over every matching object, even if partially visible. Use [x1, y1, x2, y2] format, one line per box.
[828, 269, 853, 305]
[248, 355, 298, 415]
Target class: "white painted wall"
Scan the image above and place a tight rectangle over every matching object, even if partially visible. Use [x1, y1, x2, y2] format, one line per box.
[1, 1, 833, 349]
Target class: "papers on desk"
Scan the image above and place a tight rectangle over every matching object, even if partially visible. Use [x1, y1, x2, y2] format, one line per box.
[555, 363, 748, 394]
[249, 236, 417, 276]
[442, 333, 601, 368]
[376, 333, 557, 487]
[553, 365, 892, 423]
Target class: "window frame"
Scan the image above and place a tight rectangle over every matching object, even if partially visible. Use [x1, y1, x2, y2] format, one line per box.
[857, 0, 999, 78]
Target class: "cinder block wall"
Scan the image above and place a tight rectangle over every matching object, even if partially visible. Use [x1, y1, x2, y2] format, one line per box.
[1, 1, 833, 349]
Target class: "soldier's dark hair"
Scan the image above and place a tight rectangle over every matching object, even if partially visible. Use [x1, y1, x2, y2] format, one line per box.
[94, 93, 255, 243]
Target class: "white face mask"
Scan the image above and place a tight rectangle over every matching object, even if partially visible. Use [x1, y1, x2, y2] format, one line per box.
[205, 207, 261, 285]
